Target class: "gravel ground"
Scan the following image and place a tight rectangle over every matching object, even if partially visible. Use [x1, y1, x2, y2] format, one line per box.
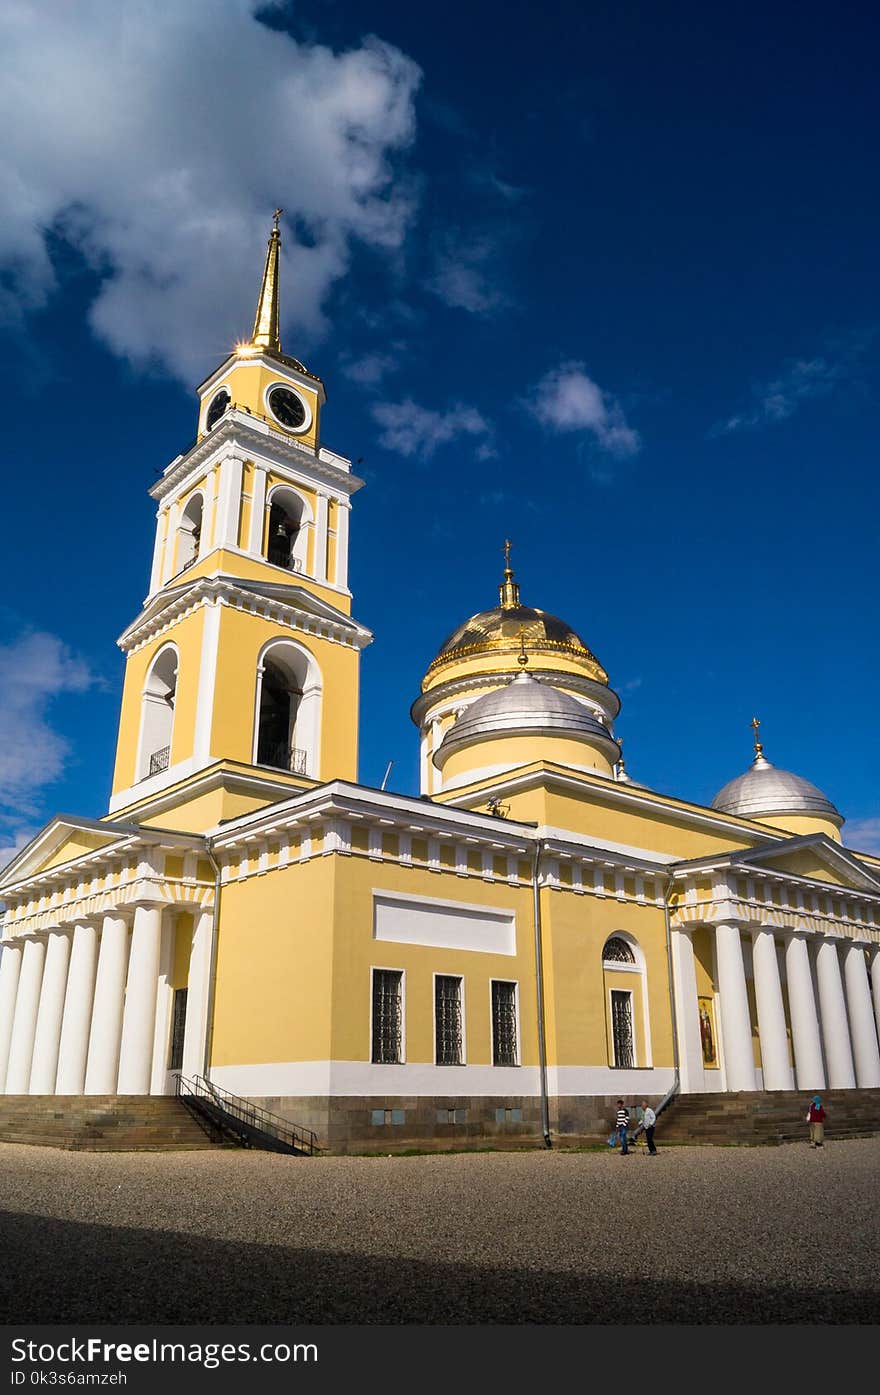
[1, 1138, 878, 1324]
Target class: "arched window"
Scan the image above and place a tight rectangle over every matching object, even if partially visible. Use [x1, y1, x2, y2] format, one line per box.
[601, 933, 649, 1070]
[266, 487, 307, 573]
[176, 493, 203, 573]
[254, 640, 321, 778]
[139, 646, 178, 779]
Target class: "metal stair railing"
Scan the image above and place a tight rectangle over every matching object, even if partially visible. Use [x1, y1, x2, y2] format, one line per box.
[174, 1073, 317, 1156]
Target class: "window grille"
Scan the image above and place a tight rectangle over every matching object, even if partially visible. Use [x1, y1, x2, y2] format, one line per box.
[435, 975, 463, 1065]
[603, 936, 635, 963]
[168, 987, 188, 1070]
[610, 989, 635, 1068]
[491, 981, 518, 1066]
[372, 970, 403, 1063]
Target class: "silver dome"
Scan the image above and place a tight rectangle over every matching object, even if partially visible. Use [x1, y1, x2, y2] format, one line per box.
[711, 754, 841, 824]
[435, 671, 620, 768]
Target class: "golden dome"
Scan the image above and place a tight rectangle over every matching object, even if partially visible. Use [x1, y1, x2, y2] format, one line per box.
[425, 551, 608, 686]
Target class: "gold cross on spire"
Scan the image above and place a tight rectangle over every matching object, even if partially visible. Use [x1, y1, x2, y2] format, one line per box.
[751, 716, 763, 757]
[273, 207, 283, 231]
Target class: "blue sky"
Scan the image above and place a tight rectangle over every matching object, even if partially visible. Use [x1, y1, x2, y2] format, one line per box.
[2, 0, 879, 861]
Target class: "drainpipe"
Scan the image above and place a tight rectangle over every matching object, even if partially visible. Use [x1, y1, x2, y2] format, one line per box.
[201, 839, 223, 1081]
[532, 838, 552, 1148]
[658, 873, 681, 1118]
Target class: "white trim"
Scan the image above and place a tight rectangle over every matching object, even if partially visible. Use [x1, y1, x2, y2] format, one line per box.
[210, 1059, 542, 1097]
[373, 891, 515, 957]
[335, 500, 350, 590]
[192, 601, 222, 766]
[314, 492, 329, 583]
[216, 453, 244, 550]
[247, 464, 268, 556]
[252, 635, 323, 780]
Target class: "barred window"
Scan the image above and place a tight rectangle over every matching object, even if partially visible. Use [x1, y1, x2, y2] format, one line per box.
[491, 980, 518, 1066]
[603, 936, 635, 964]
[167, 987, 188, 1071]
[371, 969, 403, 1064]
[611, 989, 635, 1068]
[435, 975, 463, 1065]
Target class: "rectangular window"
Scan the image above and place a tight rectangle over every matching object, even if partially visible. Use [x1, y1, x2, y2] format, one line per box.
[491, 980, 518, 1066]
[168, 987, 188, 1071]
[610, 989, 635, 1068]
[435, 975, 464, 1065]
[371, 969, 403, 1064]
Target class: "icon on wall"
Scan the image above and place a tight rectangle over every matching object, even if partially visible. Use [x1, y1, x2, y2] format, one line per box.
[698, 995, 718, 1068]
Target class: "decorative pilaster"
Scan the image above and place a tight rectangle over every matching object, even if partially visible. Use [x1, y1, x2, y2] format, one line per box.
[248, 464, 268, 555]
[56, 922, 99, 1095]
[5, 937, 46, 1093]
[751, 926, 794, 1090]
[842, 941, 880, 1088]
[84, 915, 130, 1094]
[784, 932, 825, 1090]
[669, 927, 704, 1091]
[713, 920, 758, 1091]
[815, 938, 856, 1089]
[29, 929, 71, 1093]
[181, 909, 214, 1079]
[314, 492, 329, 582]
[117, 904, 164, 1094]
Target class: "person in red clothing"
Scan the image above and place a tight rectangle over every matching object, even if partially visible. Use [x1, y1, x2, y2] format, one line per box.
[807, 1095, 826, 1147]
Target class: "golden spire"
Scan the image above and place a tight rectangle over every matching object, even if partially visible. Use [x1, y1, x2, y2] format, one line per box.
[250, 209, 283, 352]
[499, 538, 521, 611]
[751, 715, 763, 758]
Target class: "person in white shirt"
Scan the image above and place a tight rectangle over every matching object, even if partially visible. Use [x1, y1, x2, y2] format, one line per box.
[642, 1100, 658, 1155]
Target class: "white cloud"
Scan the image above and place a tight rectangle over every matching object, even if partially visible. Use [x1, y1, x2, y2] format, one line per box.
[0, 632, 97, 845]
[340, 351, 401, 387]
[428, 232, 508, 314]
[528, 362, 641, 458]
[0, 1, 421, 382]
[372, 398, 495, 459]
[712, 334, 875, 435]
[844, 819, 880, 857]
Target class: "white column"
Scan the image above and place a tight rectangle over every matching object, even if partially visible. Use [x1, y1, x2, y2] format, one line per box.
[670, 927, 705, 1092]
[148, 509, 166, 594]
[815, 938, 856, 1088]
[84, 915, 130, 1094]
[117, 904, 164, 1094]
[247, 464, 267, 556]
[335, 500, 350, 589]
[192, 599, 222, 766]
[870, 946, 880, 1043]
[182, 909, 214, 1079]
[4, 937, 46, 1093]
[217, 452, 244, 550]
[785, 932, 826, 1090]
[160, 501, 181, 585]
[843, 941, 880, 1087]
[29, 929, 71, 1093]
[751, 926, 795, 1090]
[56, 922, 99, 1095]
[714, 920, 757, 1091]
[149, 915, 175, 1095]
[314, 491, 329, 582]
[0, 941, 24, 1092]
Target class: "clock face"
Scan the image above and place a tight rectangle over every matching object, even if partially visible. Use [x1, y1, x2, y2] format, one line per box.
[205, 389, 230, 430]
[268, 385, 307, 431]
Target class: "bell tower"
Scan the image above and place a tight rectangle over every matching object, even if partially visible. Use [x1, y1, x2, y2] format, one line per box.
[107, 213, 371, 833]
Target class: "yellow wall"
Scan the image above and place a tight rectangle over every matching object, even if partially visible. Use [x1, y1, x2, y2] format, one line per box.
[198, 356, 322, 452]
[754, 812, 843, 843]
[441, 733, 615, 783]
[33, 830, 118, 875]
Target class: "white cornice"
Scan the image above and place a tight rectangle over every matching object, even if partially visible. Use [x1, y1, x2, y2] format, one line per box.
[411, 668, 621, 726]
[117, 573, 373, 655]
[150, 414, 362, 503]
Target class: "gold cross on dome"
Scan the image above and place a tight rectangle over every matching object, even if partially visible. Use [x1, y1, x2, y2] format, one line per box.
[503, 538, 513, 571]
[751, 716, 763, 756]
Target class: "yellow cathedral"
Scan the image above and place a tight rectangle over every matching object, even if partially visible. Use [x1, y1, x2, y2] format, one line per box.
[1, 216, 880, 1153]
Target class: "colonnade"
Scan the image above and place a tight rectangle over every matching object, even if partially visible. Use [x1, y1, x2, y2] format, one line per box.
[674, 920, 880, 1092]
[0, 901, 213, 1096]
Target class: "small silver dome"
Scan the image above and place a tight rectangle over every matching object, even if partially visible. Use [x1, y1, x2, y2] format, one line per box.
[435, 671, 620, 768]
[711, 753, 841, 824]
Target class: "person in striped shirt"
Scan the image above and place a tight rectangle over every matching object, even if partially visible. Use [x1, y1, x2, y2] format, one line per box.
[615, 1100, 630, 1155]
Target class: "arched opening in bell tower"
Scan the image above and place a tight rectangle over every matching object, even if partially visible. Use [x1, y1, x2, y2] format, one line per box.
[138, 644, 178, 779]
[266, 487, 308, 572]
[254, 639, 322, 777]
[176, 492, 204, 573]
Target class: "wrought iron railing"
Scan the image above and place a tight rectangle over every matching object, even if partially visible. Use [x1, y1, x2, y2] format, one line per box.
[263, 742, 308, 775]
[174, 1073, 317, 1156]
[148, 746, 170, 776]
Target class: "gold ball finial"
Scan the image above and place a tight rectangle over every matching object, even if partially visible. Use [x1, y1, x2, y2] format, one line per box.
[751, 716, 763, 757]
[516, 624, 529, 668]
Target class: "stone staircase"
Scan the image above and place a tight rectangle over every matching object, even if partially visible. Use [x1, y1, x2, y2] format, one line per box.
[657, 1088, 880, 1146]
[0, 1095, 227, 1151]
